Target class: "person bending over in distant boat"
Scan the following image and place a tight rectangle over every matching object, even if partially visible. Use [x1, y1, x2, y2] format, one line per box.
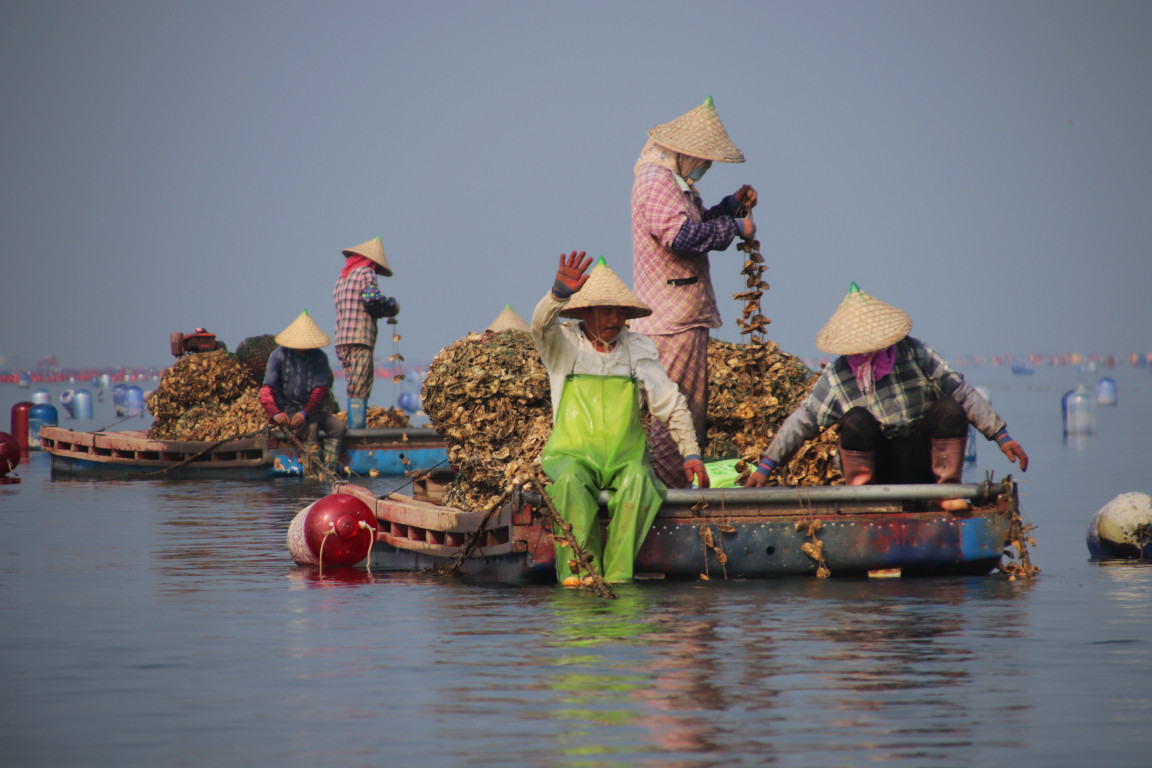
[532, 252, 709, 584]
[259, 311, 347, 472]
[744, 283, 1028, 510]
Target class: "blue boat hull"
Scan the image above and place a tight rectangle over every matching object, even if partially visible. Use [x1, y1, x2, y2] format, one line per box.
[330, 479, 1021, 582]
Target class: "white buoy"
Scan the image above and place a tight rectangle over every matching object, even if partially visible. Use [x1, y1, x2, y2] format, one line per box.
[1062, 385, 1096, 435]
[1096, 377, 1118, 406]
[1086, 492, 1152, 560]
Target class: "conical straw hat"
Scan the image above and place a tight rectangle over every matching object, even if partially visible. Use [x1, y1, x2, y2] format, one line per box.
[275, 310, 331, 349]
[815, 283, 912, 355]
[648, 96, 745, 164]
[486, 303, 531, 333]
[342, 236, 392, 276]
[560, 257, 652, 320]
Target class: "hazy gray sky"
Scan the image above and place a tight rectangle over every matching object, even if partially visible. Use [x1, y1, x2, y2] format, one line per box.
[2, 0, 1149, 370]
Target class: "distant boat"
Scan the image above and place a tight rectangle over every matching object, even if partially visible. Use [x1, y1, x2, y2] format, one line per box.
[1010, 362, 1035, 375]
[38, 426, 447, 479]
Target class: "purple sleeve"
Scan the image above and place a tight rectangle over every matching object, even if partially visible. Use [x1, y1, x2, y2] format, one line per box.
[671, 216, 739, 255]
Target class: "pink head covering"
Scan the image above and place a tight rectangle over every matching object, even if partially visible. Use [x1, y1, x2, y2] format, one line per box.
[847, 345, 897, 396]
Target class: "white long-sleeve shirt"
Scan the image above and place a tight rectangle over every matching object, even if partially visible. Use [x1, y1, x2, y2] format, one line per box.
[531, 292, 700, 460]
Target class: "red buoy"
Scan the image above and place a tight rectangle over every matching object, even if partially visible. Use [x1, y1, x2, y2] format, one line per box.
[10, 402, 32, 454]
[0, 432, 20, 476]
[287, 493, 377, 568]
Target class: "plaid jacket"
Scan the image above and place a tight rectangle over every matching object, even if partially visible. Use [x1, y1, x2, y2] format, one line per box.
[334, 267, 378, 347]
[630, 164, 739, 336]
[766, 337, 1006, 463]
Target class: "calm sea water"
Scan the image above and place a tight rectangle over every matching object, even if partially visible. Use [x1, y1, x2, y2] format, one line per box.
[1, 364, 1150, 768]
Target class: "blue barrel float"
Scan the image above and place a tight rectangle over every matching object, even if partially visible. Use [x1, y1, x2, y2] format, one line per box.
[112, 384, 128, 416]
[59, 390, 77, 418]
[74, 389, 94, 420]
[1062, 385, 1096, 436]
[1096, 377, 1117, 406]
[125, 386, 145, 417]
[27, 403, 58, 450]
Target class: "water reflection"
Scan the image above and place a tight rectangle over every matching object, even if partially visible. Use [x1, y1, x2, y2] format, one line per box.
[540, 586, 728, 763]
[149, 479, 326, 593]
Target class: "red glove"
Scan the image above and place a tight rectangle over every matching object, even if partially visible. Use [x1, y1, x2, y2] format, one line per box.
[1000, 440, 1029, 472]
[735, 215, 757, 240]
[553, 251, 592, 298]
[683, 455, 710, 488]
[743, 456, 775, 487]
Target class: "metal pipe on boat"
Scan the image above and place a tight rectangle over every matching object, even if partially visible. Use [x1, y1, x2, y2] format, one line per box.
[664, 483, 997, 505]
[342, 427, 442, 440]
[515, 482, 1002, 510]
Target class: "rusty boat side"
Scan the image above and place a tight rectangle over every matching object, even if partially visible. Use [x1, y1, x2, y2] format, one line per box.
[339, 472, 1020, 581]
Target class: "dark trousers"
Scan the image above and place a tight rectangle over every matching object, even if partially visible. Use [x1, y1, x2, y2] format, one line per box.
[838, 398, 967, 484]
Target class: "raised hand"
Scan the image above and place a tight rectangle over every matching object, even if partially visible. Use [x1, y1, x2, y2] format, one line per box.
[553, 250, 593, 298]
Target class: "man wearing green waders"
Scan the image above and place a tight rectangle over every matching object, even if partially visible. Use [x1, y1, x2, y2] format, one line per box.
[532, 252, 709, 584]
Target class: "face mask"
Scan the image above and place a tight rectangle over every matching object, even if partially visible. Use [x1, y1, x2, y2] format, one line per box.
[687, 161, 711, 182]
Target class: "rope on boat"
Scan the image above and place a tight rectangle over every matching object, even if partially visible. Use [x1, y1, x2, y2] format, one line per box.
[530, 470, 616, 599]
[275, 426, 345, 485]
[438, 486, 515, 578]
[319, 527, 334, 579]
[133, 427, 271, 478]
[697, 522, 729, 581]
[94, 412, 146, 433]
[999, 476, 1040, 579]
[317, 520, 375, 579]
[795, 487, 831, 578]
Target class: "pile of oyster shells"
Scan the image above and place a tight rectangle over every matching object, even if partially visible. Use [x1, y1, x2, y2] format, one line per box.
[146, 349, 265, 441]
[421, 327, 842, 511]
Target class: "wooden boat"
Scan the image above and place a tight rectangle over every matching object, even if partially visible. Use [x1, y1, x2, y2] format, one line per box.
[38, 425, 448, 479]
[324, 471, 1024, 581]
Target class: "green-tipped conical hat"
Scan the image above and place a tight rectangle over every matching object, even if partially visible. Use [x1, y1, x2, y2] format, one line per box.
[486, 303, 531, 333]
[648, 96, 745, 163]
[815, 283, 912, 355]
[560, 257, 651, 320]
[275, 310, 331, 349]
